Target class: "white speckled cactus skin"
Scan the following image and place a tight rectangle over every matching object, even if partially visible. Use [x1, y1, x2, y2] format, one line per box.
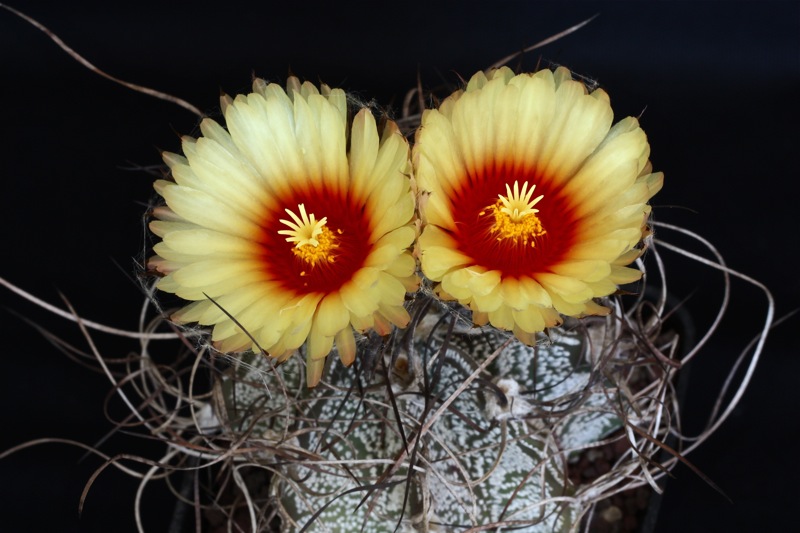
[219, 304, 621, 532]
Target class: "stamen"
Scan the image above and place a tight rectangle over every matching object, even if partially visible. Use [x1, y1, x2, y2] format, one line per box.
[482, 181, 547, 247]
[278, 204, 339, 266]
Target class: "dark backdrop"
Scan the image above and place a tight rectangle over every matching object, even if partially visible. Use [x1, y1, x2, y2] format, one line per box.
[1, 1, 798, 531]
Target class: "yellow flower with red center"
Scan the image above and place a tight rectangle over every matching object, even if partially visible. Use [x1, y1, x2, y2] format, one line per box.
[148, 77, 418, 386]
[413, 67, 663, 345]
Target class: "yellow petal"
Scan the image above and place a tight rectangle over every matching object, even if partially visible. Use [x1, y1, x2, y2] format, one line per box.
[306, 356, 326, 387]
[314, 292, 351, 337]
[336, 327, 356, 366]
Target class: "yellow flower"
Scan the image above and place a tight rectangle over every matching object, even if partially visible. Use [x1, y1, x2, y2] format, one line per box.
[149, 77, 418, 386]
[413, 67, 663, 345]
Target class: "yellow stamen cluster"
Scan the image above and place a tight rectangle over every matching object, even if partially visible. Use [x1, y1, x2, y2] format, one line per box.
[481, 181, 546, 247]
[278, 204, 338, 266]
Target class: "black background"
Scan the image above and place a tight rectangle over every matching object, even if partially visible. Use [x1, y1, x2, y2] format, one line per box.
[1, 1, 798, 531]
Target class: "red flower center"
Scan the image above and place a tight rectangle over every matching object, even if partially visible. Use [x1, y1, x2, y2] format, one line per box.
[256, 185, 373, 295]
[448, 162, 579, 278]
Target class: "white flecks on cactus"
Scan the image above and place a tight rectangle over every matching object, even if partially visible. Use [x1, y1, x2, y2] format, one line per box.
[216, 305, 627, 531]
